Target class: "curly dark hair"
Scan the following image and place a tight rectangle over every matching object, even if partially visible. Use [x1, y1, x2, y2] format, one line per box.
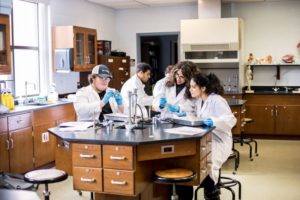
[191, 73, 224, 96]
[165, 61, 198, 98]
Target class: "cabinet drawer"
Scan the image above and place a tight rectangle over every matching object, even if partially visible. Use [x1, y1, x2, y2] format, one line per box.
[8, 113, 31, 131]
[137, 140, 196, 161]
[103, 145, 133, 170]
[103, 169, 134, 196]
[73, 167, 102, 193]
[73, 144, 102, 168]
[0, 117, 7, 133]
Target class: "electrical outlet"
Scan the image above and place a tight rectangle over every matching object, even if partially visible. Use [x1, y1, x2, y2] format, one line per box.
[42, 132, 49, 143]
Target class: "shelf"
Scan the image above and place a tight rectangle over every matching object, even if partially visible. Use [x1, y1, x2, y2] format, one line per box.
[249, 64, 300, 80]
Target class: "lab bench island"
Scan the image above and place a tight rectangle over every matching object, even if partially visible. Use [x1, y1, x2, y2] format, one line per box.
[48, 123, 213, 200]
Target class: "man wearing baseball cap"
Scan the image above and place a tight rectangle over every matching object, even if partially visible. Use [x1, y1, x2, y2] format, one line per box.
[74, 64, 124, 121]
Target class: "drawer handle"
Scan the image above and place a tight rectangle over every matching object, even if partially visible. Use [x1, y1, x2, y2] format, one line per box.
[207, 141, 212, 145]
[10, 139, 14, 149]
[201, 169, 207, 174]
[80, 154, 96, 159]
[16, 119, 24, 124]
[6, 140, 10, 150]
[110, 156, 126, 160]
[111, 180, 127, 185]
[80, 178, 96, 183]
[201, 147, 206, 151]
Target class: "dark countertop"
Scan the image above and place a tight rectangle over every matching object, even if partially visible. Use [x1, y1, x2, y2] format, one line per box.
[0, 100, 73, 117]
[242, 86, 300, 95]
[227, 99, 247, 106]
[48, 122, 214, 145]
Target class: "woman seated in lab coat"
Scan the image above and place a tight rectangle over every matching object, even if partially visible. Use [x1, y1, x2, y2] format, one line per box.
[74, 65, 124, 122]
[189, 73, 237, 200]
[152, 61, 198, 115]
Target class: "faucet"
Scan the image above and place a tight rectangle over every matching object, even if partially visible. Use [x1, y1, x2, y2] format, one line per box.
[0, 81, 7, 105]
[126, 89, 138, 131]
[24, 81, 36, 104]
[284, 86, 291, 93]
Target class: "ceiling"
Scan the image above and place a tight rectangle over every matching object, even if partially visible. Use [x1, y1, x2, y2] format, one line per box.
[86, 0, 290, 9]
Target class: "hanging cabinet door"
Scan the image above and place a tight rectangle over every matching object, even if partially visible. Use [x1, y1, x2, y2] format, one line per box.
[85, 29, 97, 70]
[0, 14, 11, 74]
[73, 27, 86, 71]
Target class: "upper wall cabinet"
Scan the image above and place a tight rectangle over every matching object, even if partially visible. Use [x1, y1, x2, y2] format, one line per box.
[0, 14, 11, 74]
[52, 26, 97, 72]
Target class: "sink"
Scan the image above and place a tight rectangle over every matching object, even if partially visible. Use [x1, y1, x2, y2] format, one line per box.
[24, 102, 52, 106]
[114, 125, 147, 130]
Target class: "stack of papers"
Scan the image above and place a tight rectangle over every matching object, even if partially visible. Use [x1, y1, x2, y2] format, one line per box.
[164, 126, 206, 136]
[58, 121, 94, 131]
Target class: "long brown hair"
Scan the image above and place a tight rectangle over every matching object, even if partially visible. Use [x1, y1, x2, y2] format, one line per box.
[165, 61, 198, 98]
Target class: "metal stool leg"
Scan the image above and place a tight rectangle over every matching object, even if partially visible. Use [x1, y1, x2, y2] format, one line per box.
[244, 142, 253, 161]
[90, 192, 94, 200]
[171, 183, 178, 200]
[194, 185, 202, 200]
[43, 183, 50, 200]
[224, 186, 236, 200]
[237, 180, 242, 200]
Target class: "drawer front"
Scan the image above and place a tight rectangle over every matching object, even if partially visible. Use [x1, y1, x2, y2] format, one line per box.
[0, 117, 7, 133]
[103, 169, 134, 196]
[137, 140, 196, 161]
[8, 113, 32, 131]
[200, 136, 207, 161]
[73, 167, 102, 193]
[103, 145, 133, 170]
[199, 157, 207, 184]
[206, 135, 212, 155]
[73, 144, 102, 168]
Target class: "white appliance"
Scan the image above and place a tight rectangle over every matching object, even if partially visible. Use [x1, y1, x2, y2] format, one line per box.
[180, 18, 243, 63]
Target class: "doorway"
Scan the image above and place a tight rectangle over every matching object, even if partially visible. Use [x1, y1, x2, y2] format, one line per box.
[137, 32, 179, 95]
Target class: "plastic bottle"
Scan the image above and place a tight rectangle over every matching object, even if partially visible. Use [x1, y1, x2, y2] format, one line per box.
[7, 89, 14, 110]
[47, 83, 58, 103]
[1, 89, 9, 109]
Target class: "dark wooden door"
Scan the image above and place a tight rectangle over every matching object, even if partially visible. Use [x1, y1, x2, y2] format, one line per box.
[275, 105, 300, 135]
[244, 104, 275, 134]
[9, 127, 34, 173]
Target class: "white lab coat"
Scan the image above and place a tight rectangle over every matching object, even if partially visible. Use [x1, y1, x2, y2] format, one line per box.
[195, 94, 236, 184]
[120, 74, 153, 118]
[73, 85, 121, 121]
[152, 84, 196, 115]
[153, 77, 167, 98]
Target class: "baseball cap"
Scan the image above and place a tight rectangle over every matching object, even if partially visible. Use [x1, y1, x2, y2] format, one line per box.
[92, 64, 112, 79]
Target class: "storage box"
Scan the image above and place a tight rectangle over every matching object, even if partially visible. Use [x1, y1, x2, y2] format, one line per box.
[97, 40, 111, 56]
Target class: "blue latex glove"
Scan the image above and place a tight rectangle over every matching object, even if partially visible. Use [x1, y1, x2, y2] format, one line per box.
[159, 97, 167, 109]
[177, 112, 187, 117]
[114, 91, 123, 106]
[203, 118, 213, 127]
[102, 90, 115, 105]
[167, 104, 180, 113]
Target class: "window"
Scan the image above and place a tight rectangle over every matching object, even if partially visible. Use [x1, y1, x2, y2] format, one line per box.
[11, 0, 50, 97]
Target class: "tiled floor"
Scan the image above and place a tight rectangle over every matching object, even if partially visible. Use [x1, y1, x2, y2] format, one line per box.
[36, 140, 300, 200]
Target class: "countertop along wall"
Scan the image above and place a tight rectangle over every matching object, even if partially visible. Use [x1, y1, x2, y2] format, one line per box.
[222, 1, 300, 86]
[50, 0, 117, 94]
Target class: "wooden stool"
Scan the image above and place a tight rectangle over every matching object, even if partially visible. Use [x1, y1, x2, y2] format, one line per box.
[155, 168, 196, 200]
[24, 169, 68, 200]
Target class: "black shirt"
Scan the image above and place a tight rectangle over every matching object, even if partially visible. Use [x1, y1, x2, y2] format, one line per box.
[176, 84, 185, 96]
[98, 90, 113, 121]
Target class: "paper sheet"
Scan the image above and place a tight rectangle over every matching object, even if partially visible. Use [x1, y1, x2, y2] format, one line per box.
[164, 126, 206, 136]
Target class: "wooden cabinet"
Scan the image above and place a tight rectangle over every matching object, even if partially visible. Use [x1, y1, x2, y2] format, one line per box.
[244, 94, 300, 136]
[230, 104, 246, 135]
[0, 117, 9, 172]
[7, 113, 34, 173]
[52, 26, 97, 72]
[0, 14, 11, 74]
[98, 56, 130, 91]
[32, 104, 76, 168]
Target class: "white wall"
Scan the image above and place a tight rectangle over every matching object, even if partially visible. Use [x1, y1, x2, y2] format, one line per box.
[50, 0, 116, 94]
[115, 4, 198, 61]
[223, 1, 300, 86]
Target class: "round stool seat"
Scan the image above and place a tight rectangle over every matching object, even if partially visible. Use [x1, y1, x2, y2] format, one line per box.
[155, 168, 196, 183]
[24, 169, 68, 184]
[244, 118, 253, 123]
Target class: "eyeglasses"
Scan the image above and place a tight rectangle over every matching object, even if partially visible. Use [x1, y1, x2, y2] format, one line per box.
[98, 76, 111, 82]
[175, 73, 185, 80]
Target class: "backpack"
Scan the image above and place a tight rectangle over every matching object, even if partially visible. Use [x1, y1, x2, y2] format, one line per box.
[0, 172, 38, 191]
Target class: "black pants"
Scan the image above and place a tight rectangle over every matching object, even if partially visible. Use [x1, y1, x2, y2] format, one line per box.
[175, 176, 218, 200]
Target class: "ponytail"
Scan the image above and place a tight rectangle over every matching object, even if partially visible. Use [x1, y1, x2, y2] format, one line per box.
[207, 73, 224, 95]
